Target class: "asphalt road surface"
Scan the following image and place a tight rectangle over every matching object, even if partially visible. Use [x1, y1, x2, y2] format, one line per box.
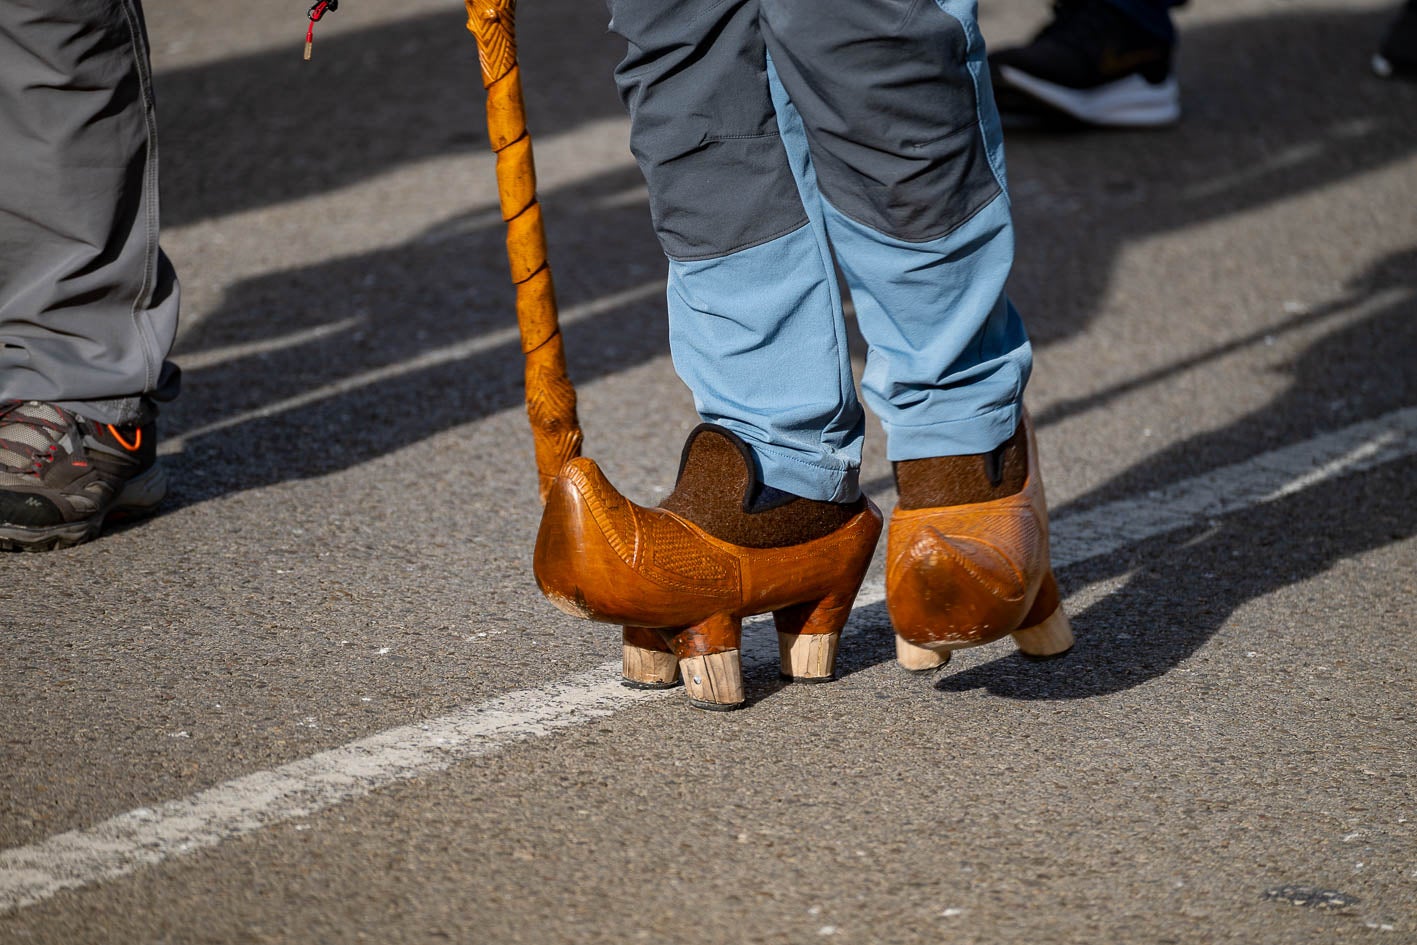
[3, 1, 1415, 942]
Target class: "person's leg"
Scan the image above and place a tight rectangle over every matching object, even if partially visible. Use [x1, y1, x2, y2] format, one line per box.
[533, 0, 883, 709]
[0, 0, 178, 550]
[761, 0, 1026, 462]
[609, 0, 863, 502]
[760, 0, 1072, 664]
[0, 0, 180, 421]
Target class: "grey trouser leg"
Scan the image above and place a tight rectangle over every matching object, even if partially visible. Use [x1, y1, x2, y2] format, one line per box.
[0, 0, 180, 425]
[609, 0, 1002, 259]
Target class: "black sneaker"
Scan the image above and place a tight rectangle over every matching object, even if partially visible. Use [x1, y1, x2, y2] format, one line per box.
[1374, 0, 1417, 78]
[0, 401, 166, 551]
[990, 0, 1181, 128]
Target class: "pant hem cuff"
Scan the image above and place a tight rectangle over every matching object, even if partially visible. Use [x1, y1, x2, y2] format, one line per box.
[883, 401, 1023, 460]
[747, 441, 861, 503]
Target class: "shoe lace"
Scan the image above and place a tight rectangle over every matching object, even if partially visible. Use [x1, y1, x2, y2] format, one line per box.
[0, 401, 76, 473]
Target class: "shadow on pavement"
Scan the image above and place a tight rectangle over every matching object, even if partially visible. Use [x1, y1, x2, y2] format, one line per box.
[151, 3, 1415, 688]
[826, 444, 1416, 702]
[158, 1, 624, 227]
[833, 246, 1417, 699]
[932, 451, 1416, 700]
[1003, 5, 1417, 352]
[162, 6, 1416, 509]
[160, 162, 660, 510]
[1050, 246, 1417, 511]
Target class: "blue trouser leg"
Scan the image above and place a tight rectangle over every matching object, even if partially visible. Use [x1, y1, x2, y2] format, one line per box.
[666, 224, 865, 502]
[610, 0, 1031, 499]
[613, 0, 864, 501]
[814, 198, 1028, 462]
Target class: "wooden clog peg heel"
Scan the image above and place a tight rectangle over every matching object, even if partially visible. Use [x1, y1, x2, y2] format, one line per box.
[776, 629, 840, 683]
[621, 626, 682, 689]
[671, 612, 746, 710]
[895, 635, 951, 672]
[1012, 609, 1074, 658]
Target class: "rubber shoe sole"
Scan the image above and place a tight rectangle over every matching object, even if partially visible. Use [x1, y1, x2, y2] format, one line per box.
[0, 462, 168, 552]
[998, 65, 1181, 128]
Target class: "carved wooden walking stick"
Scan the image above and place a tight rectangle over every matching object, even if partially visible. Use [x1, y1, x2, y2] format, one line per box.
[465, 0, 583, 503]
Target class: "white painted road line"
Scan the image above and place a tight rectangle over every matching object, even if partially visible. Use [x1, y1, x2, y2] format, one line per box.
[173, 316, 367, 372]
[1047, 405, 1417, 569]
[4, 405, 1416, 913]
[0, 667, 671, 913]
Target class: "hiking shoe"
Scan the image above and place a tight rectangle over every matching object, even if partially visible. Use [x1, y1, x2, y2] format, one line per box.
[1374, 0, 1417, 78]
[0, 401, 167, 551]
[990, 0, 1181, 128]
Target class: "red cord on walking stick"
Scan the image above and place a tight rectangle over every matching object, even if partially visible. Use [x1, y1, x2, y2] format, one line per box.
[303, 0, 339, 60]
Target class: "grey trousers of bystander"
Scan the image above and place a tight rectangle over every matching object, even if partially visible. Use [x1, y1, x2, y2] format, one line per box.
[0, 0, 180, 426]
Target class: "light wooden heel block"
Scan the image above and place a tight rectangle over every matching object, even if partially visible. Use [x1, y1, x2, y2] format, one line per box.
[622, 642, 681, 688]
[895, 635, 951, 672]
[680, 650, 745, 710]
[777, 631, 839, 682]
[1012, 608, 1074, 658]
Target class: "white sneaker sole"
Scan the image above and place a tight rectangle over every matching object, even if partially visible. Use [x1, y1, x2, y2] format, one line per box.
[998, 65, 1181, 128]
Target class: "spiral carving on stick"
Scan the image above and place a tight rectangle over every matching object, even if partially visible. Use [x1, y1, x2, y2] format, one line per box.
[467, 1, 517, 87]
[465, 0, 584, 503]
